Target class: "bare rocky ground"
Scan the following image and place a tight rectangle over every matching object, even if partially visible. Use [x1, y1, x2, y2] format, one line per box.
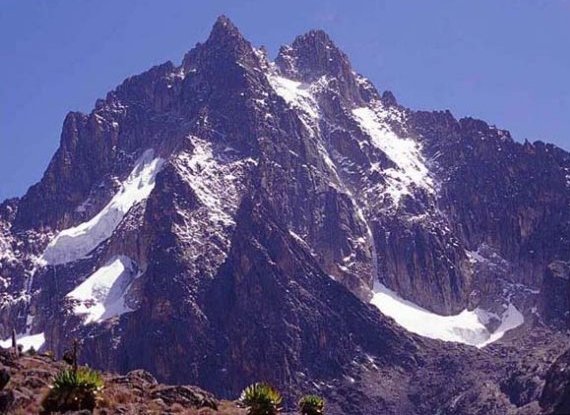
[0, 348, 246, 414]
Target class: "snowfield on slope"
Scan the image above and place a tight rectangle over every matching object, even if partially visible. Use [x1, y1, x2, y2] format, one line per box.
[173, 137, 256, 268]
[352, 106, 434, 204]
[66, 255, 141, 325]
[267, 74, 319, 120]
[370, 283, 524, 347]
[41, 150, 164, 265]
[0, 332, 45, 352]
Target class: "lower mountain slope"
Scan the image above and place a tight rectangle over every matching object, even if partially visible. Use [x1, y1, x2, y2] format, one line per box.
[0, 332, 568, 414]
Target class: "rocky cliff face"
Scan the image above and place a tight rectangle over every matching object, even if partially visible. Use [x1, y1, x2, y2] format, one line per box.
[1, 15, 570, 414]
[540, 347, 570, 414]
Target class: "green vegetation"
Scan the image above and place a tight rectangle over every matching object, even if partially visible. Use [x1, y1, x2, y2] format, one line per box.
[41, 367, 104, 413]
[239, 382, 282, 415]
[298, 394, 325, 415]
[40, 339, 104, 413]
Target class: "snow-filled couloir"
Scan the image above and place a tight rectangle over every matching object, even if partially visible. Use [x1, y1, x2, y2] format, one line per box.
[41, 150, 164, 265]
[352, 106, 434, 204]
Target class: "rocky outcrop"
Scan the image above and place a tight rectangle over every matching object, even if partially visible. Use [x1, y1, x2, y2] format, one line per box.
[541, 261, 570, 328]
[0, 348, 236, 414]
[276, 30, 367, 104]
[412, 112, 570, 289]
[540, 348, 570, 414]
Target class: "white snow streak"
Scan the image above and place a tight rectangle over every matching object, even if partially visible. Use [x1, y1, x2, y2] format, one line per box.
[173, 138, 255, 266]
[175, 139, 254, 228]
[352, 106, 434, 204]
[0, 236, 16, 265]
[478, 303, 525, 347]
[66, 255, 141, 325]
[41, 150, 164, 265]
[176, 141, 239, 227]
[267, 75, 319, 120]
[370, 283, 523, 347]
[267, 73, 342, 184]
[0, 332, 45, 352]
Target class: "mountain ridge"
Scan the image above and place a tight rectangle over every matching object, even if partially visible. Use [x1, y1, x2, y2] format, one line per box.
[1, 16, 570, 414]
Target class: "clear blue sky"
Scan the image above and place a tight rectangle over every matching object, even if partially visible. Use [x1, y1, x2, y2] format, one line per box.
[1, 1, 569, 200]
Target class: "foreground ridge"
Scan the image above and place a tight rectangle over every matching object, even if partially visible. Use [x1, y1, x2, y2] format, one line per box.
[0, 344, 568, 414]
[0, 348, 235, 414]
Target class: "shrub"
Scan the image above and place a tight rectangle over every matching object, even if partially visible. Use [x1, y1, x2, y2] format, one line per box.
[239, 382, 282, 415]
[298, 395, 324, 415]
[40, 367, 104, 414]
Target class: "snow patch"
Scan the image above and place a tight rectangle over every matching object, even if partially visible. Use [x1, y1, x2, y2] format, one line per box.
[352, 106, 434, 204]
[0, 332, 45, 351]
[41, 150, 164, 265]
[479, 303, 525, 347]
[267, 73, 343, 186]
[175, 138, 254, 228]
[66, 255, 141, 325]
[370, 283, 523, 347]
[0, 234, 16, 264]
[267, 75, 319, 120]
[466, 249, 487, 264]
[173, 138, 255, 269]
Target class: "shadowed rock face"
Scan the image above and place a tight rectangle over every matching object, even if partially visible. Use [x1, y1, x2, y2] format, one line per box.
[540, 261, 570, 328]
[540, 348, 570, 415]
[1, 15, 570, 414]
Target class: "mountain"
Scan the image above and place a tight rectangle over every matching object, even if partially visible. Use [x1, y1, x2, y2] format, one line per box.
[1, 15, 570, 414]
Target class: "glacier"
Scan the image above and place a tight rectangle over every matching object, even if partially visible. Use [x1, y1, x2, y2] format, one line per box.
[41, 150, 164, 265]
[66, 255, 141, 325]
[370, 282, 524, 347]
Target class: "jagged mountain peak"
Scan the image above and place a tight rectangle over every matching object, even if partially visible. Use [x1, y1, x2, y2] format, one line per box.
[291, 29, 339, 54]
[181, 15, 259, 74]
[275, 29, 368, 104]
[205, 14, 249, 51]
[381, 90, 398, 107]
[210, 14, 242, 39]
[279, 29, 350, 76]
